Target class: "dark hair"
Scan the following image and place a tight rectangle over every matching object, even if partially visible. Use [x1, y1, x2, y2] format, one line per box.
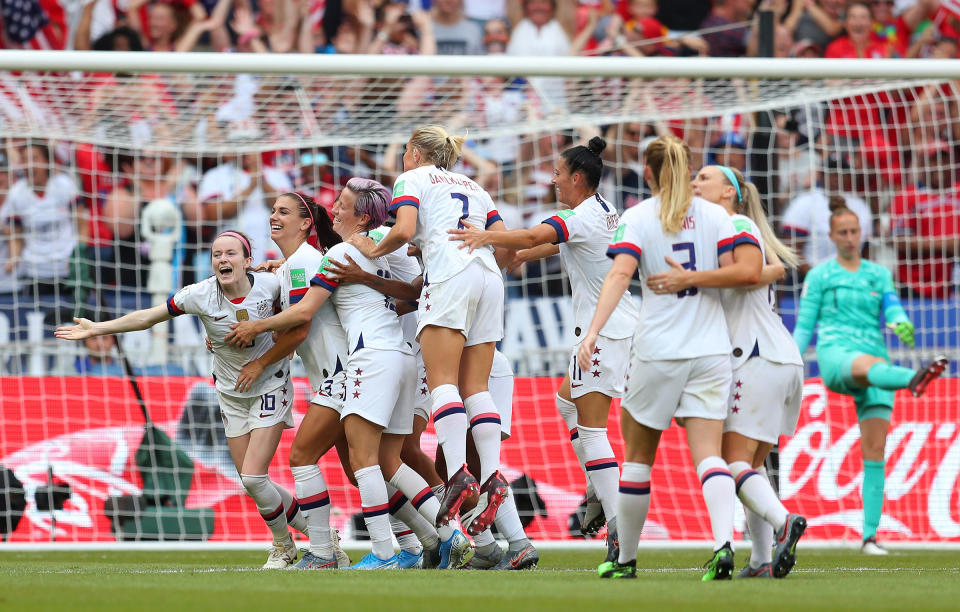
[560, 136, 606, 191]
[25, 141, 50, 162]
[281, 192, 341, 251]
[828, 195, 858, 229]
[93, 26, 144, 52]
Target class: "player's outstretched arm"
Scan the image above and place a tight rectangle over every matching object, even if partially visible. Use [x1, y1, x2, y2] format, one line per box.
[447, 221, 553, 253]
[577, 253, 637, 370]
[54, 305, 171, 341]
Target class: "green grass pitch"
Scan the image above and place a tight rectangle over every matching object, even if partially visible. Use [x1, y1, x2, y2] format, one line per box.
[2, 548, 958, 611]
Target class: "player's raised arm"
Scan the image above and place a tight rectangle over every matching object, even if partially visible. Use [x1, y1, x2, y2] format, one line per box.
[55, 305, 171, 341]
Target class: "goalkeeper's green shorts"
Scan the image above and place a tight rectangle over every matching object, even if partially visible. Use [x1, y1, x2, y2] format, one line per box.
[817, 345, 894, 421]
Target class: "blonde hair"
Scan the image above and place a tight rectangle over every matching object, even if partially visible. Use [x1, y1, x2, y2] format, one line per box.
[409, 125, 467, 169]
[646, 135, 694, 233]
[725, 167, 800, 269]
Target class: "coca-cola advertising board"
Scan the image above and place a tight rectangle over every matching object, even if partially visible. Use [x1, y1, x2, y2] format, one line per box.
[1, 376, 957, 543]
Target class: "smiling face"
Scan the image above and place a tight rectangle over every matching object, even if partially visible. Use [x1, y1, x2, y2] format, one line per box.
[552, 157, 578, 206]
[331, 188, 369, 238]
[692, 166, 736, 208]
[846, 4, 873, 41]
[211, 235, 251, 288]
[829, 213, 862, 260]
[525, 0, 554, 26]
[270, 195, 312, 245]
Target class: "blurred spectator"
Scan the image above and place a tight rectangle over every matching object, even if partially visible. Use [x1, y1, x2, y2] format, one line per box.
[780, 153, 874, 275]
[0, 150, 18, 293]
[825, 2, 890, 58]
[790, 37, 822, 57]
[601, 123, 655, 209]
[698, 0, 754, 57]
[793, 0, 844, 50]
[464, 0, 506, 23]
[889, 145, 960, 298]
[0, 141, 79, 298]
[368, 3, 435, 55]
[431, 0, 483, 55]
[507, 0, 575, 111]
[482, 16, 510, 53]
[76, 334, 125, 376]
[869, 0, 937, 58]
[102, 152, 197, 288]
[707, 131, 748, 172]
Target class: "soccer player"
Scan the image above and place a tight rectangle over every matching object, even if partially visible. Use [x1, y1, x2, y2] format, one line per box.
[56, 230, 311, 569]
[578, 135, 762, 580]
[448, 137, 639, 562]
[649, 165, 808, 578]
[226, 179, 473, 570]
[350, 125, 512, 534]
[230, 191, 351, 570]
[792, 196, 949, 555]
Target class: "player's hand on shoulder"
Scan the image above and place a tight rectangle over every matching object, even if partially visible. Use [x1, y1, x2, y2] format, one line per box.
[323, 253, 367, 283]
[54, 317, 96, 341]
[253, 258, 285, 273]
[348, 234, 377, 257]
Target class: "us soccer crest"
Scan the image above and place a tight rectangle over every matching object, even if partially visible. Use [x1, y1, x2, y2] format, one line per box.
[236, 309, 249, 321]
[256, 300, 271, 318]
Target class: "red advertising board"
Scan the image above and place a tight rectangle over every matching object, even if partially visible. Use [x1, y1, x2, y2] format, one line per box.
[1, 376, 957, 543]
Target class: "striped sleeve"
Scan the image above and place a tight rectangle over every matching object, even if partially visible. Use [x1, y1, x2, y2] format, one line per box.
[311, 271, 338, 292]
[166, 294, 185, 316]
[289, 287, 308, 304]
[485, 209, 503, 228]
[389, 194, 420, 214]
[607, 242, 642, 261]
[389, 171, 422, 215]
[542, 215, 570, 243]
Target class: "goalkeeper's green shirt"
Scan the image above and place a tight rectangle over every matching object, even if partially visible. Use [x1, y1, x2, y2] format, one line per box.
[793, 258, 910, 356]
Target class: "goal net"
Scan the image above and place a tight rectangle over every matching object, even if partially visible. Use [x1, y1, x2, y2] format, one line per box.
[0, 55, 957, 546]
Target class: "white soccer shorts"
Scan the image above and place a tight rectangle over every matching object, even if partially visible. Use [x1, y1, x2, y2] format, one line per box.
[310, 368, 347, 414]
[217, 377, 295, 438]
[341, 348, 416, 435]
[416, 260, 504, 347]
[621, 354, 732, 431]
[723, 358, 803, 444]
[568, 335, 631, 400]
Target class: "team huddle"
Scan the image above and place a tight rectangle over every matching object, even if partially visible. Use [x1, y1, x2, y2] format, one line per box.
[55, 127, 949, 579]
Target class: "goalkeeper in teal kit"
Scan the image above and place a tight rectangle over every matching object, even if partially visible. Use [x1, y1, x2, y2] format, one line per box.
[793, 198, 948, 555]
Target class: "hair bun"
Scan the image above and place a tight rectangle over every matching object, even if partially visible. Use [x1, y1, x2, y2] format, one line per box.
[828, 195, 846, 212]
[587, 136, 607, 156]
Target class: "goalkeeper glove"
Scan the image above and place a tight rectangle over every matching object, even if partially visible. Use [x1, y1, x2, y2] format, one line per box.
[888, 321, 915, 347]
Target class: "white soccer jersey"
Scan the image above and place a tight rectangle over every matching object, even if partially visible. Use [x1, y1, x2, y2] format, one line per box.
[279, 242, 348, 390]
[542, 194, 639, 341]
[312, 242, 412, 355]
[390, 165, 502, 283]
[1, 174, 78, 278]
[721, 214, 804, 369]
[369, 225, 422, 345]
[609, 196, 745, 360]
[167, 272, 288, 398]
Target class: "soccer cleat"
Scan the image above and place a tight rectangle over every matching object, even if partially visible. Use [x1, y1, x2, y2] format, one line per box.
[772, 514, 807, 578]
[701, 543, 735, 581]
[598, 559, 636, 579]
[493, 544, 540, 571]
[262, 538, 298, 569]
[436, 464, 480, 526]
[438, 529, 474, 569]
[861, 537, 889, 555]
[422, 543, 441, 569]
[462, 471, 510, 536]
[464, 545, 504, 569]
[580, 493, 606, 537]
[346, 552, 400, 570]
[908, 356, 949, 398]
[396, 550, 424, 569]
[737, 563, 773, 578]
[291, 551, 337, 570]
[604, 527, 619, 564]
[330, 528, 351, 568]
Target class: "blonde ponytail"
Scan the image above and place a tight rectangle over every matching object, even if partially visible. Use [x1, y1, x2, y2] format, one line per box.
[646, 135, 694, 233]
[730, 168, 799, 269]
[409, 125, 466, 169]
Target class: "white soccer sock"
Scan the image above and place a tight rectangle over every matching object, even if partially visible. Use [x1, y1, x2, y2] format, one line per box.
[431, 483, 445, 499]
[431, 384, 468, 479]
[746, 506, 774, 567]
[494, 487, 530, 548]
[697, 457, 736, 552]
[290, 465, 333, 557]
[464, 391, 502, 483]
[390, 516, 423, 555]
[389, 463, 443, 524]
[241, 473, 290, 544]
[616, 462, 651, 565]
[273, 477, 308, 535]
[729, 461, 789, 531]
[355, 465, 394, 560]
[556, 395, 589, 482]
[578, 425, 619, 522]
[473, 528, 496, 547]
[386, 482, 440, 549]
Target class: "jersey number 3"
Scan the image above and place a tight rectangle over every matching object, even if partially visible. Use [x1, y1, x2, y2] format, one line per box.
[671, 242, 698, 298]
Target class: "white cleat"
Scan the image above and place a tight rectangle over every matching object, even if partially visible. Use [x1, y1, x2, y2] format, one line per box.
[861, 537, 889, 556]
[331, 528, 351, 568]
[263, 538, 298, 569]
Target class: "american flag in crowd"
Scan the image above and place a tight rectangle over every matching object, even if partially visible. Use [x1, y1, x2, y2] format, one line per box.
[0, 0, 49, 44]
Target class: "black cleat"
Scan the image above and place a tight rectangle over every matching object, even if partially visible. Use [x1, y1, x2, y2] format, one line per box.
[772, 514, 806, 578]
[493, 544, 540, 570]
[702, 542, 735, 581]
[737, 563, 773, 578]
